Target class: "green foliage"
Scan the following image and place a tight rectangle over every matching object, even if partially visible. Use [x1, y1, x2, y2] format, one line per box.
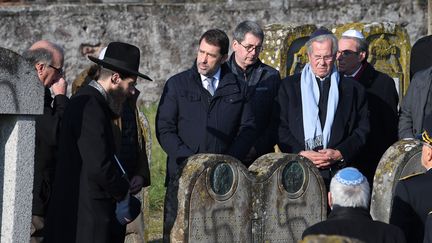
[141, 102, 166, 211]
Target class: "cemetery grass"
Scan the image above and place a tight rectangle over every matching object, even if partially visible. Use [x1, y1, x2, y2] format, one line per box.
[142, 103, 166, 242]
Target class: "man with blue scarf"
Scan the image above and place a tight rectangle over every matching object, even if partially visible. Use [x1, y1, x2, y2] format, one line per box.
[276, 27, 369, 187]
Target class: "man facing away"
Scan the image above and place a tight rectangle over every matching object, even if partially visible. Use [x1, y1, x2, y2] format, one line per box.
[22, 40, 68, 243]
[156, 29, 256, 185]
[277, 27, 369, 187]
[227, 20, 281, 165]
[303, 167, 406, 243]
[337, 29, 398, 185]
[44, 42, 152, 243]
[390, 113, 432, 243]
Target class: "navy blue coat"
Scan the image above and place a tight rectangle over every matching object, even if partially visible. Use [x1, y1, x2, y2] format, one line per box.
[227, 54, 281, 162]
[156, 63, 256, 184]
[277, 73, 369, 164]
[390, 169, 432, 243]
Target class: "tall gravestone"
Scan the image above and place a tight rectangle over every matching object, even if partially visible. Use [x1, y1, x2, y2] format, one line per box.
[0, 47, 43, 242]
[370, 139, 425, 223]
[164, 153, 326, 242]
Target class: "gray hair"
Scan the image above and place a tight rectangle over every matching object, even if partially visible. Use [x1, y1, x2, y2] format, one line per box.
[330, 173, 370, 209]
[306, 34, 338, 56]
[22, 48, 52, 65]
[233, 20, 264, 43]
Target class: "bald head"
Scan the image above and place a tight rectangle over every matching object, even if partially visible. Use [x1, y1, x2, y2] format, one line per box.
[23, 40, 64, 87]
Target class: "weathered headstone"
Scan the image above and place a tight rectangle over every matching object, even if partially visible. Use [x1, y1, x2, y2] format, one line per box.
[124, 110, 152, 243]
[370, 139, 425, 223]
[164, 153, 326, 242]
[0, 47, 43, 242]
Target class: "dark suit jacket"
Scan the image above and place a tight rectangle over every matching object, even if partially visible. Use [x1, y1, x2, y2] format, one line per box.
[425, 212, 432, 243]
[156, 63, 256, 184]
[353, 63, 399, 184]
[303, 207, 406, 243]
[45, 85, 129, 243]
[277, 73, 370, 164]
[390, 169, 432, 243]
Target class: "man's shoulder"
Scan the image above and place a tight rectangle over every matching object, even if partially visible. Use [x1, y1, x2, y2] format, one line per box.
[258, 61, 280, 75]
[282, 73, 301, 84]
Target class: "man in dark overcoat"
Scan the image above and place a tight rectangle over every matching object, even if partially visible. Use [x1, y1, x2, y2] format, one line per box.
[226, 21, 281, 165]
[156, 29, 256, 185]
[390, 114, 432, 243]
[277, 28, 370, 187]
[44, 42, 152, 243]
[302, 167, 406, 243]
[22, 40, 68, 243]
[337, 29, 398, 185]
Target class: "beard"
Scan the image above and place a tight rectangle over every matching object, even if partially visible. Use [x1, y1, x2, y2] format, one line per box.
[108, 88, 127, 117]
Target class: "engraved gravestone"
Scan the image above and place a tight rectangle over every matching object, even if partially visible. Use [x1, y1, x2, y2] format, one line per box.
[370, 139, 425, 223]
[164, 153, 326, 242]
[0, 47, 44, 243]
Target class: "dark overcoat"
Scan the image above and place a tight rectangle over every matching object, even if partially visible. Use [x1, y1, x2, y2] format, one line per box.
[390, 170, 432, 243]
[277, 73, 370, 164]
[227, 54, 281, 162]
[352, 63, 399, 184]
[156, 63, 256, 184]
[303, 207, 406, 243]
[45, 85, 129, 243]
[33, 88, 68, 216]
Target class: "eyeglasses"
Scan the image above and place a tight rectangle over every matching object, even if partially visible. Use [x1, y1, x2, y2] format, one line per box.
[48, 64, 64, 76]
[312, 55, 334, 62]
[238, 42, 263, 53]
[337, 50, 360, 57]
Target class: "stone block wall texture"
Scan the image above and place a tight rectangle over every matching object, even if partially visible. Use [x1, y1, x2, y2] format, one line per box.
[0, 0, 426, 103]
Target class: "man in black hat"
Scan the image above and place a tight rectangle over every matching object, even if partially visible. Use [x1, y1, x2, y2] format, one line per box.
[277, 27, 369, 187]
[44, 42, 151, 243]
[390, 113, 432, 243]
[156, 29, 256, 185]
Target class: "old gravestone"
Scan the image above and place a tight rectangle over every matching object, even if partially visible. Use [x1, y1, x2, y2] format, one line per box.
[0, 47, 43, 242]
[370, 139, 425, 223]
[164, 153, 326, 242]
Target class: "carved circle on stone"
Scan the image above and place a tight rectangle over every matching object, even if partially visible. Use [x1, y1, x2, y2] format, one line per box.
[279, 160, 308, 198]
[206, 162, 238, 201]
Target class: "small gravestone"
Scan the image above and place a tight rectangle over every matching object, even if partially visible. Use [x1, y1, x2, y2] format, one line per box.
[164, 153, 326, 242]
[370, 139, 424, 223]
[0, 47, 43, 242]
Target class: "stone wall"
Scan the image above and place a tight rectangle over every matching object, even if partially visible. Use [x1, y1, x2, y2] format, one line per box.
[0, 0, 427, 103]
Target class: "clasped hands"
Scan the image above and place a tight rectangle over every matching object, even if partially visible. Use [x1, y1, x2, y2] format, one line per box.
[298, 148, 343, 169]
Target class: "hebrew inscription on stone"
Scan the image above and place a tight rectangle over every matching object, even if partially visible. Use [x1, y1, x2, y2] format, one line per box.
[165, 153, 326, 242]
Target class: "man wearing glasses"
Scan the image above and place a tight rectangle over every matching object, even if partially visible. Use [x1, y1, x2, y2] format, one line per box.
[337, 29, 398, 186]
[390, 113, 432, 243]
[277, 28, 369, 188]
[22, 40, 68, 243]
[227, 20, 281, 166]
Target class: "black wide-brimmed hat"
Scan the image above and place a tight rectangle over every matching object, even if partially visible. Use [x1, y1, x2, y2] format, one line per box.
[88, 42, 152, 81]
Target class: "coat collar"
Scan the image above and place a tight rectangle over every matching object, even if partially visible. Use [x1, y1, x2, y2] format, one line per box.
[227, 53, 264, 86]
[328, 206, 372, 221]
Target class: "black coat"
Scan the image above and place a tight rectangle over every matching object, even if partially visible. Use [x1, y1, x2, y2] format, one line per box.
[277, 73, 370, 164]
[227, 54, 281, 161]
[45, 85, 129, 243]
[303, 207, 406, 243]
[352, 63, 399, 184]
[390, 169, 432, 243]
[156, 63, 256, 184]
[425, 212, 432, 243]
[33, 88, 68, 216]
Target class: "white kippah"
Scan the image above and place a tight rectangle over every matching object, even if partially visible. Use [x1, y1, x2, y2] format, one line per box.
[98, 47, 107, 60]
[335, 167, 365, 186]
[342, 29, 365, 40]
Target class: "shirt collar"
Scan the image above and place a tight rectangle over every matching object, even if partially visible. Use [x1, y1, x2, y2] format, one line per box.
[344, 64, 362, 77]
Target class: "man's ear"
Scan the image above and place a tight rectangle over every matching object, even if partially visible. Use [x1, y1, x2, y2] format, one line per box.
[358, 51, 367, 62]
[328, 191, 333, 209]
[35, 62, 45, 75]
[111, 73, 121, 84]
